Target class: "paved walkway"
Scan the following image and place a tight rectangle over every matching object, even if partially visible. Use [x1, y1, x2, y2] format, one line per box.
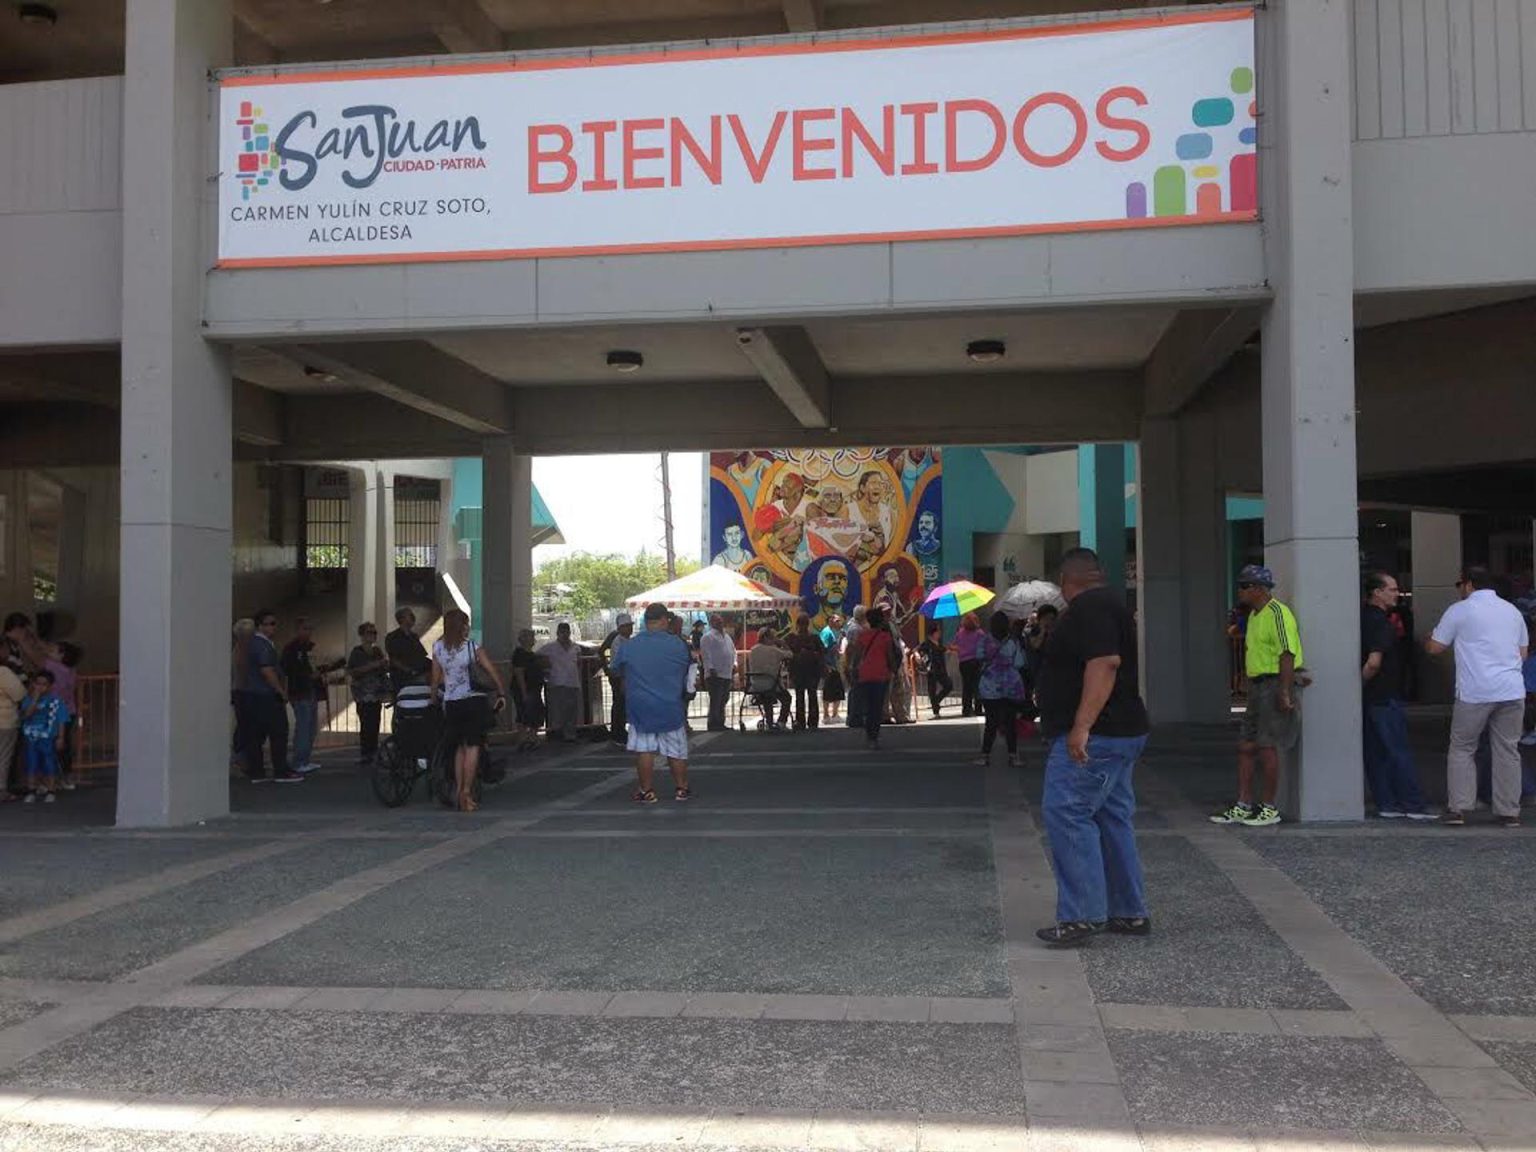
[0, 719, 1533, 1150]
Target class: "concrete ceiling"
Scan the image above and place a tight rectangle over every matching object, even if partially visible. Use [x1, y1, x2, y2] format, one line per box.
[425, 306, 1175, 387]
[2, 0, 1169, 82]
[232, 346, 370, 395]
[1354, 288, 1535, 330]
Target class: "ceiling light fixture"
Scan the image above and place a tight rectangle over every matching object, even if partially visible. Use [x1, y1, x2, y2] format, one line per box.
[17, 3, 58, 26]
[302, 365, 339, 383]
[966, 339, 1006, 364]
[606, 350, 643, 373]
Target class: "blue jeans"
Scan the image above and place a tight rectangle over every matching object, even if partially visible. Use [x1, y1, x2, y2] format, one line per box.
[1362, 698, 1425, 813]
[291, 699, 317, 767]
[1041, 734, 1149, 924]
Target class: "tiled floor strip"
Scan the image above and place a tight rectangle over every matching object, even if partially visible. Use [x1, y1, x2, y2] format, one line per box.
[0, 838, 318, 945]
[984, 760, 1138, 1139]
[1144, 768, 1536, 1141]
[0, 761, 644, 1074]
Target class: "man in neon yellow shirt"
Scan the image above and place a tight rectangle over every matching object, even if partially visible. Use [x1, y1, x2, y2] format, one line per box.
[1211, 565, 1306, 827]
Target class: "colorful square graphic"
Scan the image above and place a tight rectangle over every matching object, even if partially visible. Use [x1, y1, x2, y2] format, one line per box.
[1125, 64, 1257, 221]
[234, 101, 281, 201]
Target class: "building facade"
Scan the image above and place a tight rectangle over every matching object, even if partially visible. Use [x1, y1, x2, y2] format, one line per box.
[1, 0, 1534, 824]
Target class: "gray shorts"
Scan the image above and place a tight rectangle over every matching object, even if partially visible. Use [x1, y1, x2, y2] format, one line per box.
[1240, 676, 1303, 750]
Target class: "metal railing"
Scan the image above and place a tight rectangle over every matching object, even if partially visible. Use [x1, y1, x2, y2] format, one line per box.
[51, 647, 947, 777]
[72, 674, 121, 773]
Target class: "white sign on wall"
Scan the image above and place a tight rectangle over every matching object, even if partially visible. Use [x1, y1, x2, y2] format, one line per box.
[216, 9, 1255, 268]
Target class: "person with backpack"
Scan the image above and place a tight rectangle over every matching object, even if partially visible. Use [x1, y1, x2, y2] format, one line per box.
[976, 612, 1027, 767]
[853, 606, 900, 749]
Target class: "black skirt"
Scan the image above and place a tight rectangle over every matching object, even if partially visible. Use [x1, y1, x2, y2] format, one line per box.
[443, 695, 492, 747]
[822, 669, 845, 702]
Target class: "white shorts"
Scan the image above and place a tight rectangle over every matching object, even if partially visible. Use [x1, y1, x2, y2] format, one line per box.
[627, 726, 689, 760]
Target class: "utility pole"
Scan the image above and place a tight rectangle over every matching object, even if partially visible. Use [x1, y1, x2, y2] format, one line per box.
[659, 451, 677, 580]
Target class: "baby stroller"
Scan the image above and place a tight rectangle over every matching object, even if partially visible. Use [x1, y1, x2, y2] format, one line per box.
[371, 685, 506, 808]
[737, 668, 789, 732]
[370, 685, 451, 807]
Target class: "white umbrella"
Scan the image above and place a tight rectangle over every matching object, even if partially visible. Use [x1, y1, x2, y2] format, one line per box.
[625, 566, 801, 611]
[997, 579, 1064, 618]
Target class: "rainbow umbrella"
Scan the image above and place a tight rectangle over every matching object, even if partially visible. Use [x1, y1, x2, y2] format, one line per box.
[919, 579, 996, 620]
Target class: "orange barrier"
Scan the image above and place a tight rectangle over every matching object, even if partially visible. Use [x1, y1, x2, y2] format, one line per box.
[71, 674, 121, 775]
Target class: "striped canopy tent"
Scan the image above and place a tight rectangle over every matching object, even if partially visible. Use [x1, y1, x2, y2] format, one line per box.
[625, 566, 801, 611]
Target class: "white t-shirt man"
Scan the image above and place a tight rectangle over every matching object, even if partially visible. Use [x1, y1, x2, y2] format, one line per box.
[539, 639, 583, 689]
[1430, 589, 1529, 703]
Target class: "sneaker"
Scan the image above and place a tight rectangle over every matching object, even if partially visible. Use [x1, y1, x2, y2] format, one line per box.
[22, 792, 35, 804]
[42, 793, 56, 804]
[1209, 802, 1254, 825]
[273, 771, 305, 784]
[1404, 810, 1437, 821]
[1440, 810, 1466, 826]
[248, 775, 272, 784]
[294, 763, 320, 775]
[1006, 755, 1021, 769]
[1376, 808, 1406, 819]
[1105, 916, 1152, 936]
[1520, 731, 1536, 747]
[1240, 804, 1281, 827]
[632, 789, 658, 805]
[973, 755, 990, 766]
[674, 787, 691, 802]
[1036, 921, 1103, 946]
[61, 781, 77, 791]
[1501, 815, 1522, 829]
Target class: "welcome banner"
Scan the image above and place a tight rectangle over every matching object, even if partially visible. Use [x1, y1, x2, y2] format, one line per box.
[216, 8, 1255, 268]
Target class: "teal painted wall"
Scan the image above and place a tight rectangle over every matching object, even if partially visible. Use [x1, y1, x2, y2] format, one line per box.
[449, 458, 559, 641]
[939, 446, 1029, 584]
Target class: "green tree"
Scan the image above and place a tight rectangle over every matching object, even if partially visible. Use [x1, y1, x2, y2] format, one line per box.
[535, 551, 700, 616]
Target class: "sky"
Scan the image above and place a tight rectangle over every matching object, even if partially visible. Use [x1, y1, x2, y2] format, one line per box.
[532, 453, 704, 569]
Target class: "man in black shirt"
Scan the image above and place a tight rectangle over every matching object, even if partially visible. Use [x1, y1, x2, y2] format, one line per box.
[385, 607, 431, 692]
[1361, 571, 1430, 819]
[1034, 548, 1152, 946]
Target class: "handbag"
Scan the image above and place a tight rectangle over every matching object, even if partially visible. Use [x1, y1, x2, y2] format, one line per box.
[467, 641, 498, 696]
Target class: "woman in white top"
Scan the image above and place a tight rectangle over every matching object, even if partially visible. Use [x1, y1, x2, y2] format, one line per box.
[430, 609, 507, 812]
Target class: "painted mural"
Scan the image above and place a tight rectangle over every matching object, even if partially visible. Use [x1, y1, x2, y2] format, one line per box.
[708, 449, 942, 642]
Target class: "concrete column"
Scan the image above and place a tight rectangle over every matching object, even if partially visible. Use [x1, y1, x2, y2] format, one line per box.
[481, 438, 533, 655]
[1178, 411, 1233, 724]
[1079, 444, 1127, 592]
[1138, 419, 1186, 719]
[346, 465, 379, 630]
[0, 471, 33, 612]
[375, 469, 396, 620]
[55, 482, 87, 616]
[1137, 414, 1230, 724]
[1258, 0, 1362, 821]
[116, 0, 233, 827]
[1410, 511, 1462, 703]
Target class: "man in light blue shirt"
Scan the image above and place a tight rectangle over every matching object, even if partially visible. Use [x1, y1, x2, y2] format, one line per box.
[612, 602, 697, 805]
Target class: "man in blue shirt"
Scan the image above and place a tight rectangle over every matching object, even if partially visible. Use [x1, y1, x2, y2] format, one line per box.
[611, 601, 697, 805]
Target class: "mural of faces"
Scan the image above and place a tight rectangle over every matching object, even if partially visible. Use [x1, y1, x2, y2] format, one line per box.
[711, 449, 940, 619]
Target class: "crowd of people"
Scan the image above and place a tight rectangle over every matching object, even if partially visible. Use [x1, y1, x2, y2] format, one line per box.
[0, 613, 82, 805]
[1206, 562, 1536, 828]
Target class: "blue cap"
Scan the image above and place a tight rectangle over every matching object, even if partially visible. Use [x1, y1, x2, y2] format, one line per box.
[1238, 564, 1275, 588]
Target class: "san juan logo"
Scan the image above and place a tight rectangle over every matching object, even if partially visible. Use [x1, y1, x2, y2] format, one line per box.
[234, 101, 281, 200]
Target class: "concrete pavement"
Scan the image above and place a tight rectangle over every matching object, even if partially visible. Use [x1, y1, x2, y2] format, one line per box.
[0, 718, 1531, 1149]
